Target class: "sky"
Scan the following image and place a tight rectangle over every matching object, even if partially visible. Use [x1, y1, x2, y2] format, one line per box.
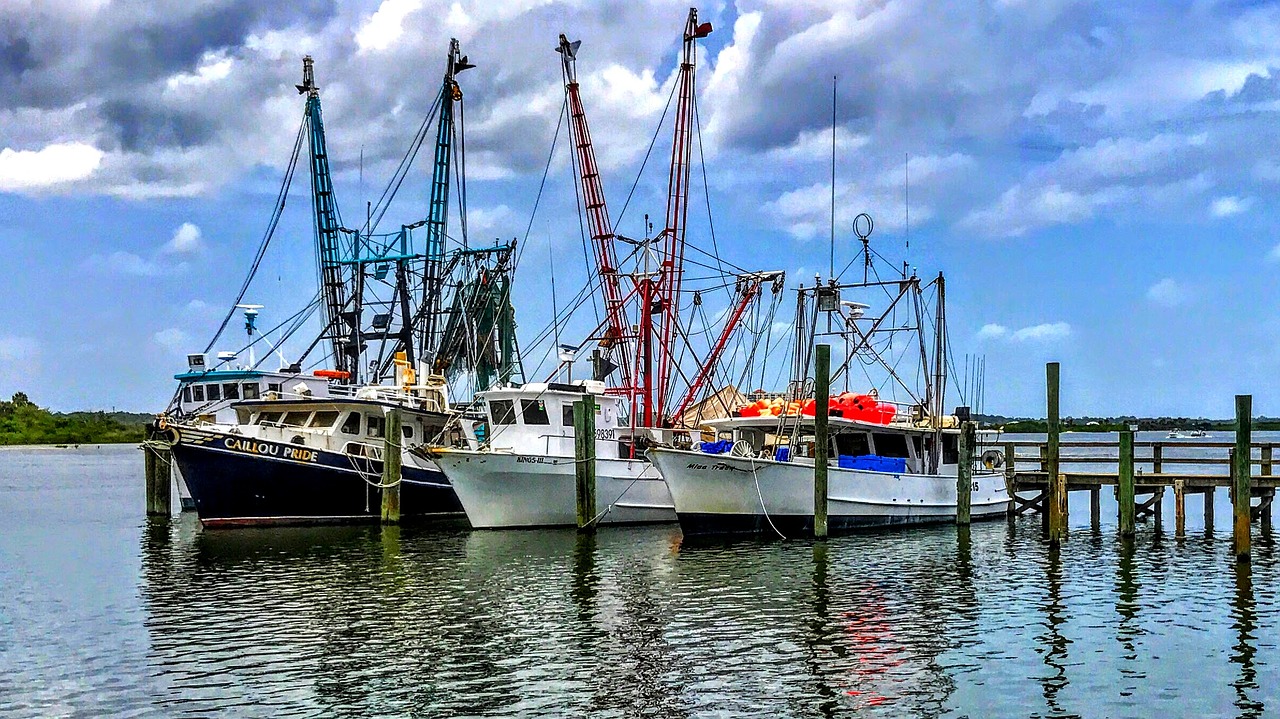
[1, 0, 1279, 418]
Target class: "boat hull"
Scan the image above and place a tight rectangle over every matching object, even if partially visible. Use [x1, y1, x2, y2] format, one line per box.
[648, 448, 1010, 537]
[430, 450, 676, 528]
[170, 425, 462, 527]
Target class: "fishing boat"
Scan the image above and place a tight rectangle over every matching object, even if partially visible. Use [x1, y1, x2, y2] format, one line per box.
[429, 10, 784, 529]
[158, 41, 522, 526]
[649, 220, 1010, 536]
[1167, 428, 1207, 439]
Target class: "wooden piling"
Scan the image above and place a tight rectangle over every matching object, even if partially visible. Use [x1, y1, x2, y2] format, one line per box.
[1118, 429, 1136, 537]
[1004, 441, 1017, 518]
[1262, 446, 1273, 535]
[957, 421, 975, 525]
[144, 424, 173, 517]
[1204, 486, 1215, 533]
[1045, 362, 1066, 544]
[1233, 395, 1252, 561]
[1152, 443, 1163, 475]
[380, 408, 402, 524]
[574, 397, 598, 533]
[813, 344, 831, 539]
[1174, 478, 1186, 538]
[1090, 487, 1101, 531]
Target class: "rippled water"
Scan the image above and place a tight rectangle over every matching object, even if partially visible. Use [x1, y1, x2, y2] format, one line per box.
[2, 443, 1279, 717]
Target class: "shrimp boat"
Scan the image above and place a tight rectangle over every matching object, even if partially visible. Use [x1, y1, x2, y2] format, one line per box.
[159, 42, 522, 526]
[428, 10, 785, 529]
[649, 220, 1011, 536]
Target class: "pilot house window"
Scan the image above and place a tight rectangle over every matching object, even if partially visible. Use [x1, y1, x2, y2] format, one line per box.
[206, 384, 221, 402]
[521, 399, 550, 425]
[871, 433, 910, 458]
[340, 412, 361, 435]
[490, 400, 517, 425]
[242, 383, 260, 400]
[223, 383, 239, 400]
[562, 404, 576, 427]
[367, 415, 385, 438]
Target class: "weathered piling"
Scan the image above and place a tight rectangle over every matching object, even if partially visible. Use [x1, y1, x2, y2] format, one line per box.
[1045, 362, 1066, 544]
[381, 408, 402, 524]
[813, 344, 831, 539]
[1003, 441, 1017, 518]
[1233, 395, 1252, 561]
[574, 397, 597, 533]
[957, 420, 975, 525]
[1262, 446, 1273, 534]
[1204, 486, 1215, 532]
[1090, 487, 1101, 531]
[144, 424, 173, 517]
[1174, 478, 1186, 538]
[1118, 429, 1136, 537]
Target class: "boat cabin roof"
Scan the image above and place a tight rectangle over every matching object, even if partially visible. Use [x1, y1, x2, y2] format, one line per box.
[704, 414, 958, 435]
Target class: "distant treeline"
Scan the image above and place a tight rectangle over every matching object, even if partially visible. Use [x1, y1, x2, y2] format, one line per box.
[978, 414, 1280, 433]
[0, 393, 153, 446]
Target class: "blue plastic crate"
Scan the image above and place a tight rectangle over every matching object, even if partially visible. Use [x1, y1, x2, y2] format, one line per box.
[837, 454, 907, 473]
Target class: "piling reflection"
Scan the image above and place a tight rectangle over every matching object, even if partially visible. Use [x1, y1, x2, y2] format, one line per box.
[1037, 545, 1070, 714]
[1230, 559, 1263, 718]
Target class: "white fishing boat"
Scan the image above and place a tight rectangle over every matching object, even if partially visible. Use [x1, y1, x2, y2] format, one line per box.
[1167, 428, 1207, 439]
[427, 381, 676, 528]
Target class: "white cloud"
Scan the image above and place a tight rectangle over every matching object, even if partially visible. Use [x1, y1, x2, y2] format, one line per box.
[1146, 277, 1189, 307]
[100, 251, 161, 277]
[0, 142, 103, 192]
[163, 222, 203, 254]
[355, 0, 423, 53]
[165, 54, 233, 89]
[152, 328, 191, 353]
[1210, 195, 1253, 217]
[1011, 322, 1071, 342]
[0, 336, 39, 363]
[976, 323, 1009, 340]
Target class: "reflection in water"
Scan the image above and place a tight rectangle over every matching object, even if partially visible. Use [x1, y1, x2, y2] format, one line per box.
[1231, 559, 1263, 718]
[1114, 537, 1143, 688]
[1036, 546, 1070, 715]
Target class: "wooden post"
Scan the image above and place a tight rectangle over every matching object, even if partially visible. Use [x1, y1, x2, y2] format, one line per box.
[1118, 429, 1136, 538]
[957, 421, 975, 525]
[1204, 486, 1215, 533]
[1262, 446, 1273, 535]
[1090, 487, 1101, 531]
[1233, 395, 1252, 561]
[1003, 441, 1016, 518]
[1045, 363, 1066, 543]
[1174, 478, 1186, 538]
[1152, 443, 1162, 475]
[144, 424, 173, 517]
[813, 344, 831, 538]
[574, 397, 598, 533]
[380, 408, 402, 524]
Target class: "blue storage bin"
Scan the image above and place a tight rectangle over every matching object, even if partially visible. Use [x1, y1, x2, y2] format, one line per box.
[700, 440, 734, 454]
[774, 447, 790, 462]
[838, 454, 906, 473]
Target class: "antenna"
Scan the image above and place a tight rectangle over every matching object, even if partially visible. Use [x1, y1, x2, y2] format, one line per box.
[830, 75, 837, 281]
[236, 303, 264, 367]
[904, 152, 910, 264]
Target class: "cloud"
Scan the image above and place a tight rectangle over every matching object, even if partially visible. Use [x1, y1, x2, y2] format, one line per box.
[1146, 277, 1189, 307]
[976, 323, 1009, 340]
[1210, 195, 1253, 217]
[355, 0, 424, 53]
[152, 328, 192, 353]
[99, 251, 161, 277]
[163, 222, 203, 254]
[0, 142, 103, 192]
[0, 336, 39, 363]
[1011, 322, 1071, 342]
[1268, 244, 1280, 263]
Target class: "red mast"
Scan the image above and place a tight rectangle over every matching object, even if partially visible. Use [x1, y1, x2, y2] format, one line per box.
[650, 7, 712, 426]
[556, 34, 634, 392]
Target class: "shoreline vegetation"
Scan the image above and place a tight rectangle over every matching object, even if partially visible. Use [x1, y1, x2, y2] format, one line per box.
[978, 414, 1280, 433]
[0, 393, 152, 446]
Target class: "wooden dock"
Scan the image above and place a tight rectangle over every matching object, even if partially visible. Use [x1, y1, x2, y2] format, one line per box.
[999, 364, 1274, 560]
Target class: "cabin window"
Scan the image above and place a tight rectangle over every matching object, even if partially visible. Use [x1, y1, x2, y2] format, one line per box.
[521, 399, 550, 425]
[268, 383, 282, 394]
[490, 400, 517, 425]
[401, 425, 414, 439]
[912, 436, 923, 459]
[309, 411, 340, 428]
[562, 404, 575, 427]
[243, 383, 260, 400]
[192, 384, 204, 402]
[367, 414, 385, 438]
[206, 384, 221, 402]
[834, 432, 871, 457]
[942, 434, 959, 465]
[223, 383, 240, 400]
[258, 411, 283, 425]
[281, 411, 311, 427]
[340, 412, 361, 435]
[182, 386, 192, 403]
[871, 432, 910, 458]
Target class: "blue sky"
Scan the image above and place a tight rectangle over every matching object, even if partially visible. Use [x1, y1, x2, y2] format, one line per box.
[1, 0, 1278, 418]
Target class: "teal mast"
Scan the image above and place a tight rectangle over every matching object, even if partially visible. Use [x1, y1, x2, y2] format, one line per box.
[297, 56, 356, 380]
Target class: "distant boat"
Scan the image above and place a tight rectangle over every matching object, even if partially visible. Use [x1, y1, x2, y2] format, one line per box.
[1167, 429, 1207, 439]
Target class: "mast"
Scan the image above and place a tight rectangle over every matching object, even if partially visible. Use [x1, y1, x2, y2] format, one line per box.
[422, 39, 474, 369]
[932, 271, 947, 472]
[557, 33, 633, 392]
[653, 7, 712, 425]
[298, 56, 355, 379]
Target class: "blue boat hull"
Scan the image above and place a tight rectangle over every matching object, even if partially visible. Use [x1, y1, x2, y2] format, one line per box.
[170, 428, 462, 527]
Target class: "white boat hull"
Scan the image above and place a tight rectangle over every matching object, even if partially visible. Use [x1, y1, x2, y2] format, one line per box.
[648, 448, 1010, 536]
[430, 450, 676, 528]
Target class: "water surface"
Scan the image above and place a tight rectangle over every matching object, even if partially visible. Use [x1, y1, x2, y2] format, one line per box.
[1, 443, 1277, 717]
